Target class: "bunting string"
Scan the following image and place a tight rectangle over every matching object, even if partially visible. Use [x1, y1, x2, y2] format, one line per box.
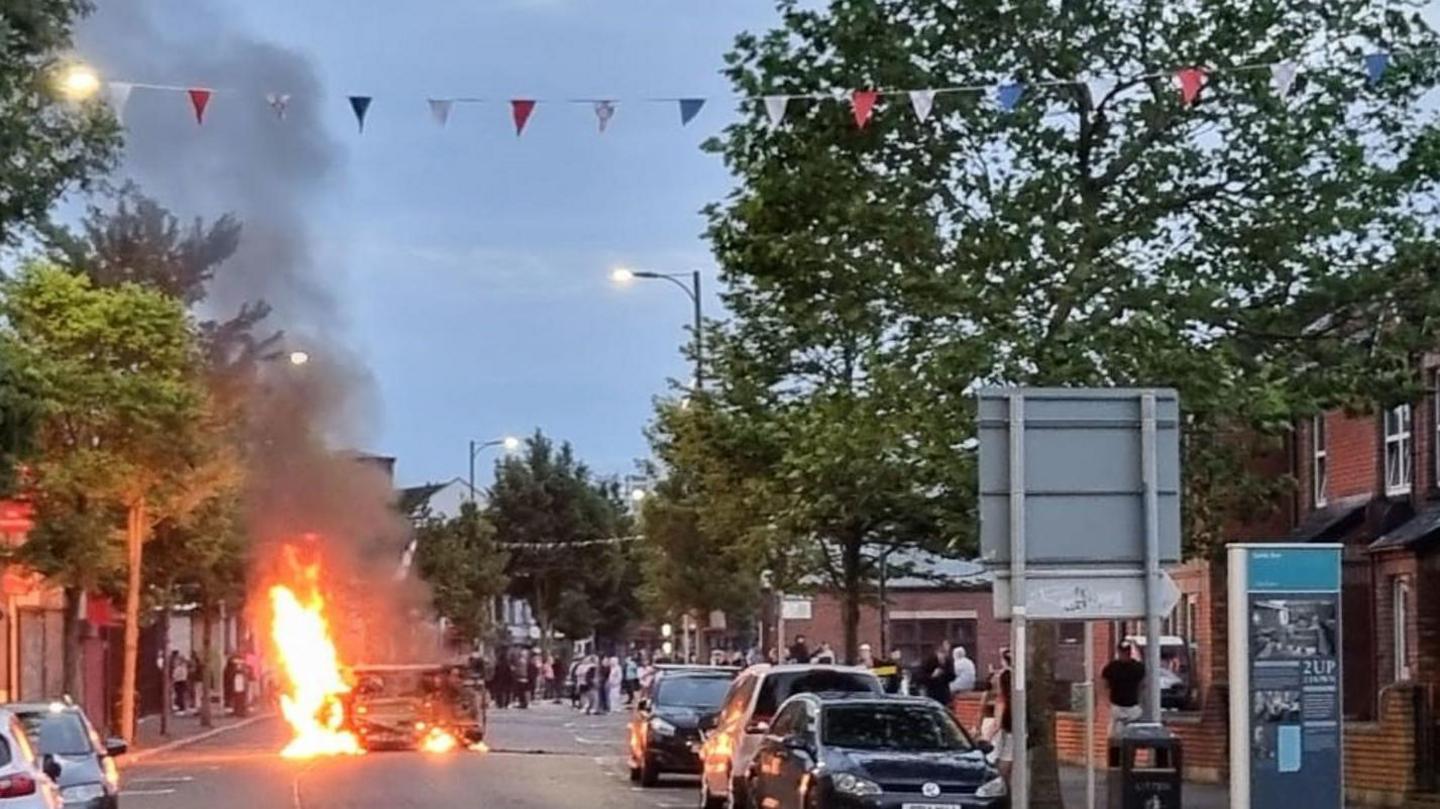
[90, 47, 1430, 136]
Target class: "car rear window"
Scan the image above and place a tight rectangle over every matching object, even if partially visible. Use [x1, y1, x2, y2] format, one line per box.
[823, 703, 973, 751]
[17, 712, 92, 756]
[656, 677, 732, 709]
[754, 670, 880, 719]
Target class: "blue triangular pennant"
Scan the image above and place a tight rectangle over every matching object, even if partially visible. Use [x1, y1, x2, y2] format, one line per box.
[348, 95, 372, 132]
[1364, 52, 1390, 85]
[678, 98, 706, 126]
[997, 82, 1026, 111]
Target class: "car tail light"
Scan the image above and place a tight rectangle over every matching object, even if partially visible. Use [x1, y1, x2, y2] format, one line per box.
[0, 774, 36, 798]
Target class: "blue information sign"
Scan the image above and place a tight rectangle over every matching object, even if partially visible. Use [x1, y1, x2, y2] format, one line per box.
[1228, 544, 1343, 809]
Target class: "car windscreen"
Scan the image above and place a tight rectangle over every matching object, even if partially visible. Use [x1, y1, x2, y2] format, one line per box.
[822, 703, 973, 752]
[655, 676, 731, 709]
[753, 671, 880, 719]
[17, 712, 92, 756]
[353, 670, 432, 698]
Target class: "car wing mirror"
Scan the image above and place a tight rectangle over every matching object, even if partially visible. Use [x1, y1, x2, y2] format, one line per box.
[41, 754, 60, 781]
[105, 738, 129, 757]
[782, 734, 810, 751]
[975, 740, 994, 755]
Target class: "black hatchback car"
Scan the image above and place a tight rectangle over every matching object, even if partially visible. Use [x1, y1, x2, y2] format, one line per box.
[628, 666, 737, 786]
[9, 702, 126, 809]
[744, 694, 1003, 809]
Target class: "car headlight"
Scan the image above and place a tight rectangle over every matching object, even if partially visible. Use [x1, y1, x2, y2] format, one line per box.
[649, 717, 677, 736]
[831, 772, 882, 796]
[976, 776, 1008, 798]
[60, 782, 108, 801]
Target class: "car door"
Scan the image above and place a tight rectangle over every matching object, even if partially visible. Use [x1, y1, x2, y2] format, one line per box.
[750, 702, 802, 809]
[704, 673, 756, 795]
[773, 701, 818, 808]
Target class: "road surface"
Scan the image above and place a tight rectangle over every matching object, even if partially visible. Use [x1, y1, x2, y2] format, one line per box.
[119, 703, 695, 809]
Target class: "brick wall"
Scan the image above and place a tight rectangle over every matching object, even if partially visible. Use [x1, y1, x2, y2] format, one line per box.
[779, 587, 1007, 673]
[1345, 686, 1423, 806]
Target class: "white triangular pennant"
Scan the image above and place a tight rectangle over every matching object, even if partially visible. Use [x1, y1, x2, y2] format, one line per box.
[265, 92, 291, 120]
[1271, 62, 1299, 97]
[106, 82, 133, 122]
[428, 98, 454, 127]
[909, 89, 936, 122]
[763, 95, 789, 128]
[1086, 77, 1116, 107]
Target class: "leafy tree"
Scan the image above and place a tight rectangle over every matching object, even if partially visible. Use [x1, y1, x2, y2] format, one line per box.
[487, 432, 636, 647]
[413, 501, 509, 646]
[0, 264, 219, 740]
[0, 342, 39, 496]
[0, 0, 121, 244]
[703, 0, 1440, 803]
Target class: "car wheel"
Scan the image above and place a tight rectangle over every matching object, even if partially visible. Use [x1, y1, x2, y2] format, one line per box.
[640, 755, 660, 787]
[629, 763, 641, 783]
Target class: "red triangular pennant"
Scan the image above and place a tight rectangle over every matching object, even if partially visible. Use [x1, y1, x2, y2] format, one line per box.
[187, 88, 212, 125]
[511, 99, 536, 137]
[1177, 68, 1206, 106]
[852, 90, 879, 129]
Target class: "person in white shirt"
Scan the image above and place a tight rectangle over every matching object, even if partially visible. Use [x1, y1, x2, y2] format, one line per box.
[951, 646, 977, 693]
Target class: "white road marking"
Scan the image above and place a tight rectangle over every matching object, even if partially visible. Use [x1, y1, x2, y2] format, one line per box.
[130, 776, 194, 783]
[573, 736, 613, 746]
[121, 789, 177, 796]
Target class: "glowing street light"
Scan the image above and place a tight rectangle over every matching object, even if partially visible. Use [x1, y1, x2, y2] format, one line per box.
[630, 488, 648, 503]
[288, 350, 310, 366]
[610, 268, 637, 284]
[502, 435, 522, 452]
[608, 266, 704, 390]
[58, 63, 101, 100]
[468, 435, 522, 501]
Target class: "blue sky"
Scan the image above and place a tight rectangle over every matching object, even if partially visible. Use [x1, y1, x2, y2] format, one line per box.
[78, 0, 791, 488]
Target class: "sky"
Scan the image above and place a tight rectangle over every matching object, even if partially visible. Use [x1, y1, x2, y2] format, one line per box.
[74, 0, 792, 489]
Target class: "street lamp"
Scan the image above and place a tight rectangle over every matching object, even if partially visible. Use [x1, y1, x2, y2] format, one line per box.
[630, 488, 647, 503]
[610, 267, 704, 391]
[58, 63, 100, 100]
[468, 436, 520, 501]
[287, 350, 310, 366]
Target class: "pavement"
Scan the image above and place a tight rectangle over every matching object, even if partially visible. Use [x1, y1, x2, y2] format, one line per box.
[115, 701, 1243, 809]
[130, 710, 269, 761]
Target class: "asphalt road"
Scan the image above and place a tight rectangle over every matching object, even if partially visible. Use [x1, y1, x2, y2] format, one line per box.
[119, 702, 699, 809]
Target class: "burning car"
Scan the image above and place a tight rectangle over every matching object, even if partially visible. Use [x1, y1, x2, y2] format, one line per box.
[343, 664, 487, 752]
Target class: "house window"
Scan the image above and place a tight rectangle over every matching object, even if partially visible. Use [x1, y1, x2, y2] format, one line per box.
[1313, 415, 1328, 507]
[1393, 576, 1411, 682]
[1384, 404, 1412, 495]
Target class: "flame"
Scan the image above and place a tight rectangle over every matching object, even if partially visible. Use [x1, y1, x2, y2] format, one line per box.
[468, 740, 490, 753]
[268, 563, 363, 759]
[419, 727, 458, 754]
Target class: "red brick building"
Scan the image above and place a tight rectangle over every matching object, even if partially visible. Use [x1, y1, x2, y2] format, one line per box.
[770, 550, 1006, 676]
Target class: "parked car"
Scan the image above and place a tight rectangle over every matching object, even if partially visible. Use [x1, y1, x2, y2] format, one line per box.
[628, 666, 737, 786]
[744, 693, 1004, 809]
[8, 703, 123, 809]
[0, 706, 65, 809]
[697, 664, 883, 809]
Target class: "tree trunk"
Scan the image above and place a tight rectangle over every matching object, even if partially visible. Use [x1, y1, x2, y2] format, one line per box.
[840, 537, 862, 664]
[199, 606, 214, 729]
[61, 586, 84, 701]
[1029, 622, 1065, 809]
[158, 605, 171, 738]
[118, 498, 147, 744]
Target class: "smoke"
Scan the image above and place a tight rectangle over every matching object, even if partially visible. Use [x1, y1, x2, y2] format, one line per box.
[76, 1, 433, 660]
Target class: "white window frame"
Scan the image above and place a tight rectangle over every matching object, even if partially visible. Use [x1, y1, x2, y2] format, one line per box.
[1385, 404, 1413, 496]
[1312, 415, 1328, 507]
[1393, 576, 1411, 682]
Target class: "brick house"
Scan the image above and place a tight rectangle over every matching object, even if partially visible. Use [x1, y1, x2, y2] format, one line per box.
[770, 550, 1006, 676]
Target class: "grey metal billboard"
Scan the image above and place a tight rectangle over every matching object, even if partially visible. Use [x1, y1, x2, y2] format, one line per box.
[977, 387, 1182, 568]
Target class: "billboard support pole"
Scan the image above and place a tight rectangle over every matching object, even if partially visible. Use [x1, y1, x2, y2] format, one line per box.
[1141, 392, 1163, 721]
[1084, 621, 1096, 809]
[1008, 393, 1029, 809]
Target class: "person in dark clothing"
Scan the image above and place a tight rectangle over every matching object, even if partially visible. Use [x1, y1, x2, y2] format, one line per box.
[787, 635, 811, 664]
[1100, 642, 1146, 736]
[511, 651, 530, 709]
[916, 642, 955, 703]
[492, 652, 513, 709]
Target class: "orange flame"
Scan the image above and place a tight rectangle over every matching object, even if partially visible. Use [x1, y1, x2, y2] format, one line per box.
[419, 727, 459, 754]
[268, 563, 363, 759]
[468, 740, 490, 753]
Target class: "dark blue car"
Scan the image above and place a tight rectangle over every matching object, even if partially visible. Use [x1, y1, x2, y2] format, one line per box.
[744, 694, 1004, 809]
[10, 704, 125, 809]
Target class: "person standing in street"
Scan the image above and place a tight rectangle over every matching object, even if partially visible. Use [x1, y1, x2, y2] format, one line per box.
[622, 655, 639, 706]
[951, 646, 977, 693]
[1101, 642, 1146, 737]
[596, 656, 612, 714]
[917, 642, 954, 703]
[512, 650, 531, 709]
[786, 635, 811, 664]
[170, 651, 190, 715]
[813, 642, 836, 664]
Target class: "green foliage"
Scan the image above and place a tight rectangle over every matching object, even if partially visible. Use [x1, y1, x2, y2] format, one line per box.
[0, 263, 211, 588]
[0, 340, 39, 496]
[413, 501, 509, 645]
[0, 0, 121, 244]
[486, 431, 638, 644]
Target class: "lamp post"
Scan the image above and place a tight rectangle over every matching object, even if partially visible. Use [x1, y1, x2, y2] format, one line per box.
[610, 268, 704, 391]
[468, 436, 520, 502]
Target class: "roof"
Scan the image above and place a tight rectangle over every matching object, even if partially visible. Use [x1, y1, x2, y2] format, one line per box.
[1370, 506, 1440, 553]
[1290, 493, 1370, 541]
[397, 482, 445, 516]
